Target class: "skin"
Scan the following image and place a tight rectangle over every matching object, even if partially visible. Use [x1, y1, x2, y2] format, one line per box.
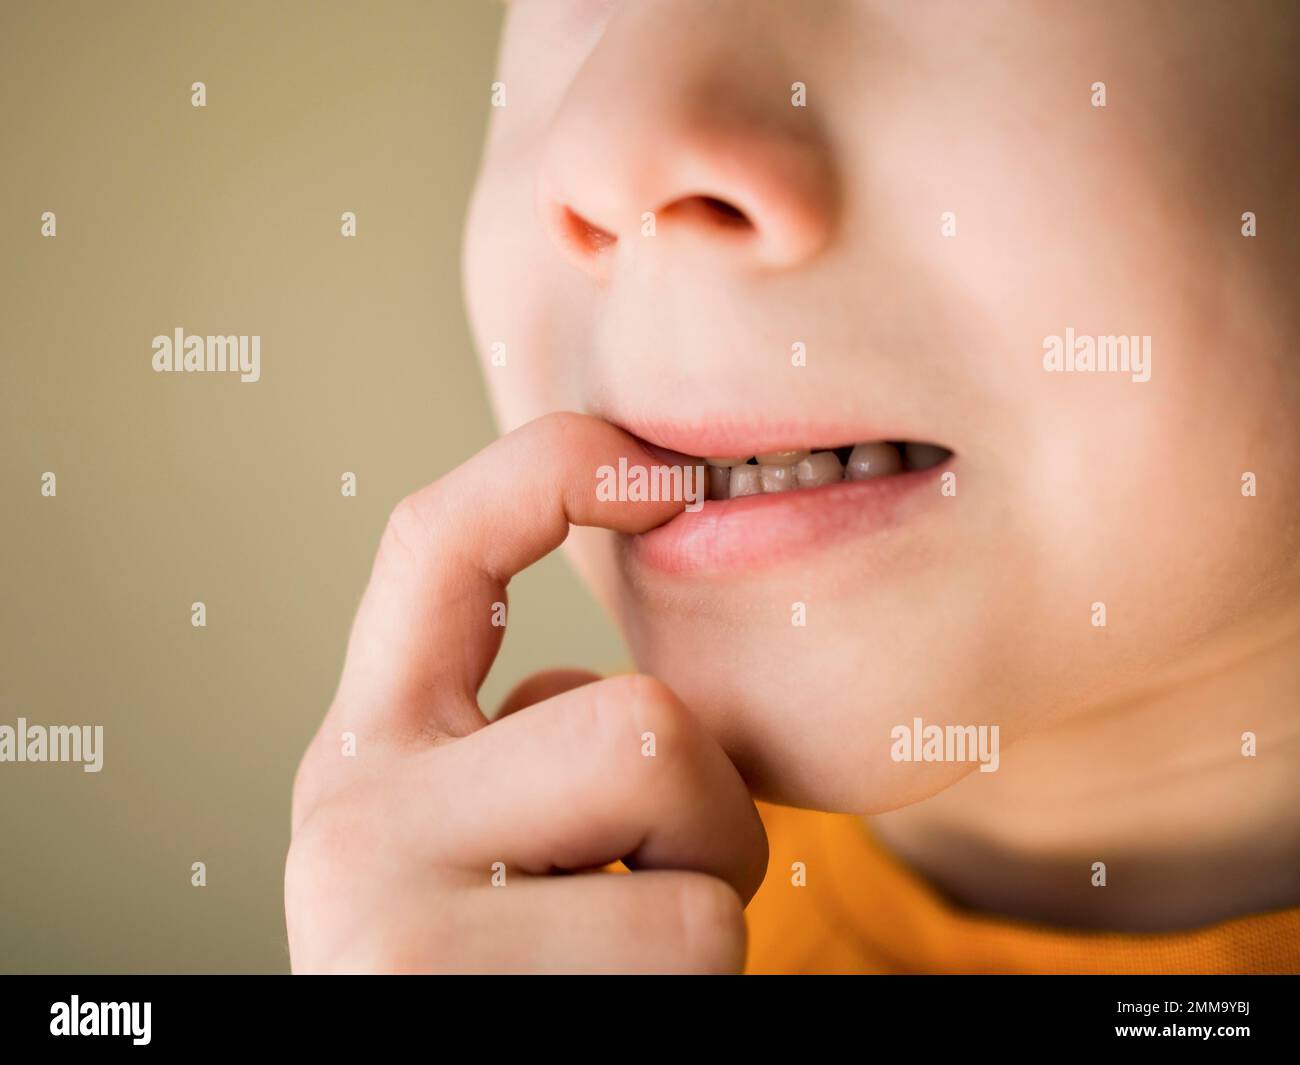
[288, 2, 1300, 969]
[288, 416, 767, 972]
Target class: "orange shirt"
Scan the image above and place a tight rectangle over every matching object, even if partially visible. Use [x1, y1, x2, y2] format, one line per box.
[745, 802, 1300, 974]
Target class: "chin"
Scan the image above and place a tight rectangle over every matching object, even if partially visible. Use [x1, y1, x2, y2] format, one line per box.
[622, 627, 979, 813]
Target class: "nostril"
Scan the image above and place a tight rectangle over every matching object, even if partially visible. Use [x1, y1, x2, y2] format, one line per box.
[696, 196, 752, 228]
[547, 193, 757, 270]
[560, 205, 618, 256]
[662, 194, 754, 232]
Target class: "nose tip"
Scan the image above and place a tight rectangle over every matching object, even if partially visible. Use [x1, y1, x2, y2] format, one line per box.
[538, 82, 835, 277]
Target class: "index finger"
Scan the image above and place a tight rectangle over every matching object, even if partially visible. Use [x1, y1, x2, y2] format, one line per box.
[335, 412, 698, 739]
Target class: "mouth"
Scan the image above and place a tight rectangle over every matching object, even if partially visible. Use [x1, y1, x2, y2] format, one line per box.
[618, 427, 955, 574]
[696, 441, 951, 499]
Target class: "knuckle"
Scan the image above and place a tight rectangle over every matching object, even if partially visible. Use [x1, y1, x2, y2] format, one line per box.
[533, 409, 591, 447]
[330, 908, 464, 975]
[290, 733, 337, 831]
[605, 672, 686, 731]
[381, 492, 433, 564]
[285, 801, 352, 888]
[284, 820, 338, 933]
[289, 753, 320, 831]
[289, 721, 358, 831]
[672, 875, 747, 974]
[286, 786, 466, 973]
[287, 785, 390, 892]
[522, 411, 606, 467]
[593, 673, 693, 770]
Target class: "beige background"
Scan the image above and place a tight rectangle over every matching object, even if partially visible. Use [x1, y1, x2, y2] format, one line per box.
[0, 0, 625, 973]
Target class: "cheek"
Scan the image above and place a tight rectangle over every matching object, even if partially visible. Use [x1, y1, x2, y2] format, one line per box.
[1025, 309, 1300, 636]
[970, 369, 1300, 755]
[463, 160, 581, 433]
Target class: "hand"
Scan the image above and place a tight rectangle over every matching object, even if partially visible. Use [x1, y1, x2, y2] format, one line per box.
[285, 413, 769, 973]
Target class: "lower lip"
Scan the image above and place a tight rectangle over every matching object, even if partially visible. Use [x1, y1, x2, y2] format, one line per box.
[625, 463, 949, 575]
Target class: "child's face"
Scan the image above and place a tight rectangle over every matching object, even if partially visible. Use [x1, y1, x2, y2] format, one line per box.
[463, 0, 1300, 811]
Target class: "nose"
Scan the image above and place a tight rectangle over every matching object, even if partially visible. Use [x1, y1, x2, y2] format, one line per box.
[536, 10, 837, 277]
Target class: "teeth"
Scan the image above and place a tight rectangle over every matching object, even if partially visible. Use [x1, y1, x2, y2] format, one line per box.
[691, 442, 946, 500]
[756, 449, 810, 465]
[795, 451, 844, 488]
[706, 465, 731, 500]
[728, 464, 763, 498]
[903, 443, 950, 471]
[845, 442, 902, 481]
[758, 463, 799, 493]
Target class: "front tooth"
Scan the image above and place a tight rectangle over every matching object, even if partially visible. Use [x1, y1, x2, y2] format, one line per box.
[845, 442, 902, 481]
[756, 449, 810, 465]
[728, 465, 762, 498]
[795, 451, 844, 488]
[759, 464, 798, 493]
[903, 443, 950, 471]
[706, 465, 731, 500]
[706, 456, 749, 467]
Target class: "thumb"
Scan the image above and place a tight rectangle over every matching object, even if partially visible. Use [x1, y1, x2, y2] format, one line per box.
[493, 668, 602, 720]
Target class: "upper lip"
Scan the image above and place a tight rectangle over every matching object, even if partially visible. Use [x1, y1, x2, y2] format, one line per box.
[598, 412, 930, 461]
